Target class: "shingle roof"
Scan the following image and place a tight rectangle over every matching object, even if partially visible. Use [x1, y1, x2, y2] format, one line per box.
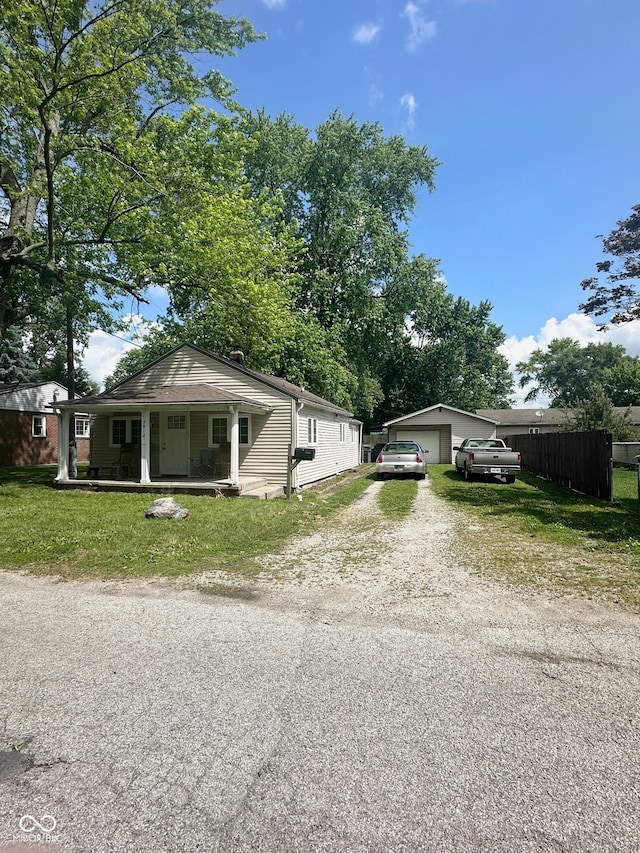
[70, 383, 260, 407]
[476, 407, 640, 425]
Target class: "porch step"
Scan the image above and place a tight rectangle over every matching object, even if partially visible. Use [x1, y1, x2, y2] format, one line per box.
[239, 479, 284, 500]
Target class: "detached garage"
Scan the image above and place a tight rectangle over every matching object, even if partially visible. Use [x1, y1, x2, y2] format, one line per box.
[384, 404, 499, 464]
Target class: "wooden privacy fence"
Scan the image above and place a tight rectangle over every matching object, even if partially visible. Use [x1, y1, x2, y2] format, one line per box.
[504, 430, 613, 501]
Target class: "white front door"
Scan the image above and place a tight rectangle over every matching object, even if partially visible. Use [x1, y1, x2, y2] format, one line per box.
[160, 412, 189, 475]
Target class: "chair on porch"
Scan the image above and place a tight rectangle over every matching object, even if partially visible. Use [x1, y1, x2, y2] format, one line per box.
[190, 449, 214, 478]
[114, 443, 139, 479]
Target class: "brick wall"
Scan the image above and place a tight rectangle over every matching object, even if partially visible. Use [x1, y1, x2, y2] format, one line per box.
[0, 411, 90, 466]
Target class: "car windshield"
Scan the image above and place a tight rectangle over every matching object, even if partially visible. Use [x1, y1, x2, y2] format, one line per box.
[383, 443, 419, 453]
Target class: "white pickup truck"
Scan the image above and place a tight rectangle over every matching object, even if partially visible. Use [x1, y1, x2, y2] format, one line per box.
[453, 438, 521, 484]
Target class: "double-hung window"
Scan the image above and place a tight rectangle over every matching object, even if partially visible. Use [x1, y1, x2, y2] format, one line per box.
[307, 417, 318, 444]
[110, 417, 141, 446]
[209, 415, 251, 446]
[32, 415, 46, 437]
[75, 418, 90, 438]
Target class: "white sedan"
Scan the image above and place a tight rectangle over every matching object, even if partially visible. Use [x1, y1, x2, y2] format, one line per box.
[375, 442, 427, 480]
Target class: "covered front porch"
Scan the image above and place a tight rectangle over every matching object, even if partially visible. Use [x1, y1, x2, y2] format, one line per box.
[53, 383, 275, 496]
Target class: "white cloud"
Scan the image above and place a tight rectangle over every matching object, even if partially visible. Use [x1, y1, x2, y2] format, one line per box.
[402, 2, 437, 52]
[400, 92, 418, 128]
[261, 0, 286, 8]
[82, 314, 159, 389]
[500, 312, 640, 407]
[352, 22, 382, 44]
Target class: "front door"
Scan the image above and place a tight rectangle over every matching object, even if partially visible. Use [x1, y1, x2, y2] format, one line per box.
[160, 412, 189, 475]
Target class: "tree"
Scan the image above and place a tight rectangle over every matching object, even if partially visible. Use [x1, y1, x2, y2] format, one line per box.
[0, 0, 260, 393]
[516, 338, 640, 407]
[569, 382, 638, 441]
[580, 205, 640, 327]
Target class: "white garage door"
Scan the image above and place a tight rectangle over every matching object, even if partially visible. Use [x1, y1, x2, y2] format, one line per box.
[396, 430, 441, 464]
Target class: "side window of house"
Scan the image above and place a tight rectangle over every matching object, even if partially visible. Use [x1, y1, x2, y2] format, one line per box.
[32, 415, 46, 437]
[210, 416, 228, 446]
[339, 422, 346, 443]
[75, 418, 90, 438]
[307, 417, 318, 444]
[529, 427, 540, 435]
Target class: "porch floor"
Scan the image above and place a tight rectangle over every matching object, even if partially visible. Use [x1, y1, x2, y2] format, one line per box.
[54, 475, 285, 499]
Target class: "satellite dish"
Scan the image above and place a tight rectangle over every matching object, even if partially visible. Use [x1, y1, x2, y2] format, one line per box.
[535, 409, 543, 418]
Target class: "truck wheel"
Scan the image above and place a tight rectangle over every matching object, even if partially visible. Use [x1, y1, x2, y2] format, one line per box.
[463, 465, 473, 482]
[505, 475, 516, 484]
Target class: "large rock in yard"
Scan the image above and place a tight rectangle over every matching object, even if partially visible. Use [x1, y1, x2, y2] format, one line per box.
[145, 497, 189, 519]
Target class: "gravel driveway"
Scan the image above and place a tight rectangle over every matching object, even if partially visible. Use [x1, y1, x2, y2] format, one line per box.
[1, 478, 639, 852]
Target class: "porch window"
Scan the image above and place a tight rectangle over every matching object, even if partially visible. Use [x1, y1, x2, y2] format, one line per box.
[32, 415, 46, 437]
[209, 415, 251, 446]
[239, 416, 250, 446]
[307, 417, 317, 444]
[110, 417, 142, 446]
[210, 416, 228, 445]
[75, 417, 90, 438]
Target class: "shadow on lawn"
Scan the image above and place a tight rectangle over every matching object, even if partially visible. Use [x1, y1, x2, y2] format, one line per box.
[0, 465, 60, 487]
[438, 468, 640, 547]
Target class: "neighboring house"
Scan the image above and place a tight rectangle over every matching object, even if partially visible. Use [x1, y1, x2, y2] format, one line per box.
[383, 404, 499, 464]
[476, 407, 640, 438]
[53, 343, 362, 495]
[0, 381, 90, 466]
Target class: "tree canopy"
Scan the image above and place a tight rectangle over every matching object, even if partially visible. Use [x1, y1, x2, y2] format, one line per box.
[516, 338, 640, 408]
[0, 0, 265, 390]
[580, 204, 640, 327]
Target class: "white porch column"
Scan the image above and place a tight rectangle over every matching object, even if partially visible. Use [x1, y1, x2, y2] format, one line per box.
[229, 406, 240, 485]
[55, 409, 69, 481]
[140, 408, 151, 483]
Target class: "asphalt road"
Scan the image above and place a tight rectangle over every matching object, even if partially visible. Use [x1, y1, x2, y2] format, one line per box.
[1, 482, 639, 852]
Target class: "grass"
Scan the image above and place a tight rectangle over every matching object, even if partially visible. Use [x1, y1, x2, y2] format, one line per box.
[0, 465, 372, 581]
[2, 463, 640, 609]
[376, 477, 419, 520]
[428, 464, 640, 609]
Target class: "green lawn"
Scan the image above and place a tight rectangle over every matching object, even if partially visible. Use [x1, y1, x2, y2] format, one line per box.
[0, 465, 373, 580]
[2, 464, 639, 609]
[428, 464, 640, 609]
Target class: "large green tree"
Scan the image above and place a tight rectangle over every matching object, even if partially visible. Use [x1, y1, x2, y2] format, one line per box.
[239, 110, 513, 422]
[580, 204, 640, 327]
[516, 338, 640, 408]
[0, 0, 261, 390]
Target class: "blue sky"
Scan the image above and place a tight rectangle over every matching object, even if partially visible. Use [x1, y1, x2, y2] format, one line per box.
[86, 0, 640, 402]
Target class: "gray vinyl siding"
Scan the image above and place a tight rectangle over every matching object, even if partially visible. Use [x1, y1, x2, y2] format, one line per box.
[114, 348, 294, 483]
[388, 409, 496, 464]
[295, 406, 360, 487]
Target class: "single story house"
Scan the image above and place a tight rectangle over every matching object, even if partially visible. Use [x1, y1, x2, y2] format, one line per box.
[0, 381, 90, 467]
[383, 404, 499, 464]
[53, 343, 362, 496]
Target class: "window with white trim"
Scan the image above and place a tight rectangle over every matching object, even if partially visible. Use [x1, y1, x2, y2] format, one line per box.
[307, 417, 317, 444]
[32, 415, 46, 437]
[75, 417, 90, 438]
[210, 416, 228, 446]
[110, 417, 141, 446]
[339, 422, 346, 443]
[209, 415, 251, 446]
[239, 416, 250, 446]
[529, 427, 540, 434]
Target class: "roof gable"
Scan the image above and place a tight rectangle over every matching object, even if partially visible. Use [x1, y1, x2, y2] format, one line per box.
[79, 343, 354, 417]
[384, 403, 498, 427]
